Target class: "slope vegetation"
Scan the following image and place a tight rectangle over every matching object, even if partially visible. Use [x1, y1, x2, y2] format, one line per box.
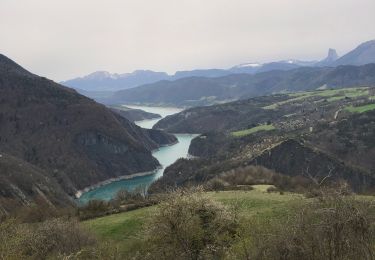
[0, 54, 174, 211]
[151, 87, 375, 192]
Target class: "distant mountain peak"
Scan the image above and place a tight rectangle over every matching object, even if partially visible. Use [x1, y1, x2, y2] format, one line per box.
[333, 39, 375, 66]
[85, 71, 116, 79]
[234, 63, 262, 68]
[315, 48, 339, 66]
[62, 69, 170, 92]
[326, 48, 339, 62]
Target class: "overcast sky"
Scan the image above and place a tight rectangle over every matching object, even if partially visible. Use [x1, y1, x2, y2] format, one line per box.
[1, 0, 374, 81]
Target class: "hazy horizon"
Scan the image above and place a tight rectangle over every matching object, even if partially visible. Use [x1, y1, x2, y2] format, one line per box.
[1, 0, 374, 81]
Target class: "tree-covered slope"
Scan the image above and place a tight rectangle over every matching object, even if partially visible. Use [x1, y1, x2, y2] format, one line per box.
[0, 54, 173, 203]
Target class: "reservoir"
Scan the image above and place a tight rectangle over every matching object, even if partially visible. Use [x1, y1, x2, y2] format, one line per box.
[78, 106, 196, 203]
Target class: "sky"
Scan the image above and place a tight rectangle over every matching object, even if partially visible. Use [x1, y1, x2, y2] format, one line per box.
[1, 0, 374, 81]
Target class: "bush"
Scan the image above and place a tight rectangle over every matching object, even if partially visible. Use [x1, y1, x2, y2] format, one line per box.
[12, 196, 75, 223]
[141, 187, 238, 259]
[305, 181, 353, 199]
[231, 193, 375, 260]
[0, 218, 97, 259]
[112, 187, 147, 205]
[219, 166, 275, 186]
[77, 200, 114, 220]
[266, 186, 279, 193]
[206, 177, 228, 191]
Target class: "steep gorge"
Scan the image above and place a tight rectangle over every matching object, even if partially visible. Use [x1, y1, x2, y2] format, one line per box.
[0, 54, 175, 212]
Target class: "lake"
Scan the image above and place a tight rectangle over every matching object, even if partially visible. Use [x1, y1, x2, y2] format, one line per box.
[78, 106, 196, 203]
[126, 105, 182, 129]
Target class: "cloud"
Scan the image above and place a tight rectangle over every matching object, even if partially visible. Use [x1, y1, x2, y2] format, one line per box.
[1, 0, 374, 81]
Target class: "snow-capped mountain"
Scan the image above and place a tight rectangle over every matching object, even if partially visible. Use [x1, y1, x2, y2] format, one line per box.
[62, 40, 375, 93]
[61, 70, 169, 91]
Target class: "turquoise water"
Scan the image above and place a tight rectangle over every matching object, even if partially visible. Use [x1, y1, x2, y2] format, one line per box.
[126, 105, 182, 129]
[78, 106, 196, 203]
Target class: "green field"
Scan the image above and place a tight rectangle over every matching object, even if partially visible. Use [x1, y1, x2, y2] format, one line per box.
[82, 186, 375, 257]
[264, 87, 369, 109]
[83, 186, 303, 255]
[345, 103, 375, 113]
[231, 124, 275, 137]
[326, 96, 345, 102]
[84, 206, 155, 254]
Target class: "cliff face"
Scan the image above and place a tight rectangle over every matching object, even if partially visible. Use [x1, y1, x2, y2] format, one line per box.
[0, 54, 164, 203]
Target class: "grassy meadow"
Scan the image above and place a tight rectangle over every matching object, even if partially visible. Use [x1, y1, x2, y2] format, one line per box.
[345, 103, 375, 113]
[83, 185, 304, 255]
[231, 124, 275, 137]
[263, 87, 370, 109]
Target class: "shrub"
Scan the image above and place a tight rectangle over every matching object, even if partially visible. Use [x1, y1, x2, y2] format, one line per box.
[219, 166, 275, 186]
[266, 186, 279, 193]
[12, 196, 75, 223]
[77, 200, 114, 220]
[60, 242, 122, 259]
[231, 192, 375, 260]
[206, 177, 228, 191]
[112, 187, 147, 205]
[0, 218, 96, 259]
[305, 181, 353, 199]
[141, 187, 238, 259]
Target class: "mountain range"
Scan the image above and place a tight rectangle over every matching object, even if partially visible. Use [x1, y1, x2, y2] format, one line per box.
[62, 40, 375, 94]
[103, 64, 375, 107]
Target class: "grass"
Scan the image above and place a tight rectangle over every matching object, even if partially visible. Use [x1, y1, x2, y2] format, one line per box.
[83, 206, 155, 254]
[83, 186, 303, 255]
[84, 207, 152, 241]
[345, 103, 375, 113]
[207, 188, 303, 220]
[231, 124, 275, 137]
[83, 187, 374, 256]
[264, 87, 369, 109]
[326, 96, 345, 102]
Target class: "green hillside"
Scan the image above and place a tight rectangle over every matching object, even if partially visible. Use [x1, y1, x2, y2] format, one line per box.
[83, 186, 303, 255]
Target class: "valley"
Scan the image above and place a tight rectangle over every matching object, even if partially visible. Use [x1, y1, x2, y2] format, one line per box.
[2, 1, 375, 258]
[0, 54, 177, 213]
[78, 106, 197, 203]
